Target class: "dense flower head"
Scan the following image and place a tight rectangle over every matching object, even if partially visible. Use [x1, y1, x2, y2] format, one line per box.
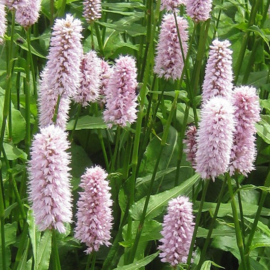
[6, 0, 28, 10]
[28, 125, 72, 233]
[195, 97, 235, 180]
[154, 14, 188, 80]
[103, 55, 138, 128]
[183, 125, 197, 169]
[75, 166, 113, 254]
[159, 196, 194, 266]
[230, 86, 261, 176]
[38, 68, 70, 129]
[99, 59, 112, 97]
[15, 0, 41, 28]
[202, 39, 233, 104]
[0, 1, 7, 43]
[186, 0, 213, 22]
[46, 14, 83, 98]
[160, 0, 186, 11]
[83, 0, 101, 23]
[74, 51, 101, 107]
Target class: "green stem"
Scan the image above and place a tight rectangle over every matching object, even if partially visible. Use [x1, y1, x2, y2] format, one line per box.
[187, 180, 209, 268]
[69, 104, 82, 141]
[128, 92, 179, 263]
[175, 105, 190, 186]
[227, 174, 248, 270]
[197, 177, 227, 269]
[94, 23, 104, 56]
[50, 0, 54, 26]
[111, 126, 121, 171]
[52, 230, 61, 270]
[90, 252, 96, 270]
[0, 176, 6, 270]
[52, 95, 61, 124]
[58, 0, 66, 17]
[245, 169, 270, 257]
[85, 254, 92, 270]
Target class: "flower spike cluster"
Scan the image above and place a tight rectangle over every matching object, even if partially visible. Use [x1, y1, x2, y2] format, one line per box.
[83, 0, 101, 23]
[154, 14, 188, 81]
[6, 0, 28, 10]
[15, 0, 42, 28]
[103, 55, 138, 128]
[28, 125, 72, 233]
[230, 86, 260, 176]
[46, 14, 83, 98]
[186, 0, 213, 22]
[74, 51, 101, 107]
[0, 1, 7, 43]
[75, 166, 113, 254]
[160, 0, 186, 11]
[159, 196, 194, 266]
[202, 39, 233, 104]
[183, 126, 197, 169]
[195, 97, 235, 180]
[99, 60, 112, 98]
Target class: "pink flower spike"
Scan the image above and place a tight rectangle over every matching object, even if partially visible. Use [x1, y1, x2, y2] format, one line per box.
[202, 39, 233, 104]
[183, 125, 197, 169]
[103, 55, 138, 128]
[99, 59, 112, 97]
[6, 0, 28, 10]
[74, 51, 102, 107]
[154, 14, 188, 81]
[38, 68, 70, 129]
[28, 125, 72, 233]
[195, 97, 235, 180]
[0, 1, 7, 43]
[159, 196, 194, 266]
[46, 14, 83, 98]
[230, 86, 261, 176]
[160, 0, 186, 11]
[15, 0, 41, 28]
[83, 0, 101, 23]
[186, 0, 213, 22]
[75, 166, 113, 254]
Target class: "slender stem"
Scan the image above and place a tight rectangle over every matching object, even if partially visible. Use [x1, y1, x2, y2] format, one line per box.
[111, 126, 121, 171]
[52, 230, 61, 270]
[85, 254, 92, 270]
[90, 252, 96, 270]
[227, 174, 248, 270]
[94, 23, 104, 56]
[0, 176, 6, 270]
[197, 177, 227, 269]
[50, 0, 54, 26]
[69, 104, 82, 141]
[187, 180, 209, 268]
[52, 95, 61, 124]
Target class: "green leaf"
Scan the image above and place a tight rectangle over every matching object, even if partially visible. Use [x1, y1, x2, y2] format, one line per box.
[256, 116, 270, 144]
[197, 227, 234, 238]
[201, 260, 225, 269]
[102, 2, 145, 10]
[2, 143, 27, 161]
[67, 115, 107, 130]
[36, 230, 52, 270]
[17, 241, 30, 270]
[250, 232, 270, 250]
[130, 173, 200, 220]
[113, 252, 159, 270]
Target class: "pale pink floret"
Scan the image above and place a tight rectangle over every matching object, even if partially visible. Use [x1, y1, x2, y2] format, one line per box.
[38, 68, 70, 129]
[186, 0, 213, 22]
[0, 1, 7, 43]
[74, 51, 101, 107]
[183, 126, 197, 169]
[28, 125, 72, 233]
[15, 0, 41, 28]
[160, 0, 186, 11]
[83, 0, 101, 23]
[46, 14, 83, 98]
[202, 39, 233, 104]
[154, 14, 188, 81]
[99, 60, 112, 97]
[230, 86, 261, 176]
[103, 55, 138, 128]
[159, 196, 194, 266]
[75, 166, 113, 254]
[6, 0, 28, 10]
[195, 97, 235, 180]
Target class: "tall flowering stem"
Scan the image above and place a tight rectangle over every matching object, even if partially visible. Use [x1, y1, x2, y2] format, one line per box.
[75, 166, 113, 254]
[160, 0, 186, 11]
[159, 196, 194, 267]
[154, 13, 188, 81]
[195, 97, 235, 180]
[83, 0, 102, 23]
[28, 125, 72, 233]
[202, 39, 233, 104]
[186, 0, 213, 22]
[103, 55, 138, 128]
